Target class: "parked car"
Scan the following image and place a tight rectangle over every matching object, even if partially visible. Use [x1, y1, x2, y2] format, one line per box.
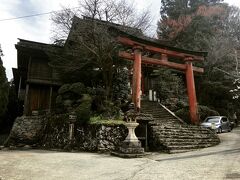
[200, 116, 232, 133]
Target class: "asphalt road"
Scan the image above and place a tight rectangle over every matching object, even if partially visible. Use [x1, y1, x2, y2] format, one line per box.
[0, 127, 239, 180]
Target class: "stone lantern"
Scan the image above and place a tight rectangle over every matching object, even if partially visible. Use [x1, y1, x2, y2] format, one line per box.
[111, 101, 154, 158]
[69, 111, 77, 141]
[118, 109, 144, 155]
[112, 103, 145, 158]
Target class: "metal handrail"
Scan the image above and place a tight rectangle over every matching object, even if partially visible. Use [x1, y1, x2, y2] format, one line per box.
[157, 101, 186, 124]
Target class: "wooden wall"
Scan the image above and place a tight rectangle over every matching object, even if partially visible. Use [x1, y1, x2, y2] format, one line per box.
[27, 84, 50, 115]
[29, 59, 52, 80]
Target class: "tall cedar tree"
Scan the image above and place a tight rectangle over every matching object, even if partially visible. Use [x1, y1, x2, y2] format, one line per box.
[158, 0, 224, 49]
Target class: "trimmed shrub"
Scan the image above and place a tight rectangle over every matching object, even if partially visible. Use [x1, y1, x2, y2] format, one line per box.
[58, 84, 71, 94]
[70, 82, 86, 95]
[100, 100, 123, 120]
[175, 108, 191, 124]
[175, 105, 219, 124]
[75, 94, 92, 124]
[198, 105, 219, 121]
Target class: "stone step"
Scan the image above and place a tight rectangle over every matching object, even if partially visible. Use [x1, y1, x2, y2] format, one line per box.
[152, 117, 179, 120]
[151, 121, 179, 124]
[152, 128, 212, 134]
[160, 126, 209, 130]
[142, 108, 164, 111]
[142, 100, 220, 153]
[164, 143, 219, 149]
[141, 102, 160, 106]
[142, 111, 170, 115]
[161, 139, 219, 143]
[151, 115, 174, 118]
[152, 116, 175, 119]
[152, 126, 209, 131]
[155, 133, 216, 138]
[152, 116, 176, 120]
[151, 125, 211, 131]
[151, 122, 179, 125]
[145, 114, 173, 118]
[162, 140, 220, 146]
[154, 132, 215, 137]
[151, 119, 180, 122]
[154, 133, 215, 138]
[141, 107, 167, 110]
[141, 108, 167, 112]
[151, 123, 181, 127]
[141, 107, 166, 110]
[167, 144, 217, 150]
[155, 137, 217, 142]
[153, 132, 217, 138]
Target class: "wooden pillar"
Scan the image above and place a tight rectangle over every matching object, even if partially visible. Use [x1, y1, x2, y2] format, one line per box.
[141, 73, 144, 95]
[185, 60, 199, 125]
[132, 47, 142, 112]
[18, 76, 22, 99]
[24, 56, 32, 115]
[23, 84, 29, 115]
[48, 86, 53, 113]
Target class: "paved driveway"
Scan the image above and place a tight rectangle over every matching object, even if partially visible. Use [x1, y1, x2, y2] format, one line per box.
[0, 127, 240, 180]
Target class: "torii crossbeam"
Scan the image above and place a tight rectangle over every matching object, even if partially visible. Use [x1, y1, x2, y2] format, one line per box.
[116, 31, 207, 125]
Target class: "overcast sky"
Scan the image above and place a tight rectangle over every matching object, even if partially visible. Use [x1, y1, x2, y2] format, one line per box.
[0, 0, 239, 80]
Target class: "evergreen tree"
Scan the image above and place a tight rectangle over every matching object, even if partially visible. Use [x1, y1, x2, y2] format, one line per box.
[153, 68, 187, 111]
[160, 0, 223, 20]
[158, 0, 224, 49]
[157, 1, 240, 116]
[0, 45, 9, 121]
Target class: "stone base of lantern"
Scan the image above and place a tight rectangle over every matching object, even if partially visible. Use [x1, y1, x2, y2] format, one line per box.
[111, 122, 145, 158]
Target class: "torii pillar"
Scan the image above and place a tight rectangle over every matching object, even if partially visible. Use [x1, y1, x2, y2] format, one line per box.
[132, 46, 142, 112]
[185, 58, 199, 125]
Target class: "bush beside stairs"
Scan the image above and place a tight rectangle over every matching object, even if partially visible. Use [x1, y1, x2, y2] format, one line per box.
[141, 101, 220, 153]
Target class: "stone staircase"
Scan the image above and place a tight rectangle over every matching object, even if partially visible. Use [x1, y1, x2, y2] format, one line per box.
[141, 101, 220, 153]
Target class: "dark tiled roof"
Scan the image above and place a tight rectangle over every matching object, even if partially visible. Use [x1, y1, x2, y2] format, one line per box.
[65, 16, 144, 47]
[66, 16, 207, 57]
[15, 39, 62, 53]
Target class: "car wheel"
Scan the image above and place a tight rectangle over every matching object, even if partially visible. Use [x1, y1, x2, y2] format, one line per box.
[228, 126, 232, 132]
[217, 127, 222, 133]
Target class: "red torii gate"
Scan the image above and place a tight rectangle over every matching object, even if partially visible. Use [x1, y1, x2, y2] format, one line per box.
[116, 33, 207, 125]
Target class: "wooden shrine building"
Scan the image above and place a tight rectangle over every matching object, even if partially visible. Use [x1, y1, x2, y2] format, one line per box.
[13, 39, 62, 115]
[13, 16, 207, 124]
[13, 16, 141, 116]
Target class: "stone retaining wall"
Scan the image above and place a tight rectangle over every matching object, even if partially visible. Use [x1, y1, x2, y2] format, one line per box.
[6, 115, 128, 152]
[43, 123, 128, 152]
[5, 116, 47, 146]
